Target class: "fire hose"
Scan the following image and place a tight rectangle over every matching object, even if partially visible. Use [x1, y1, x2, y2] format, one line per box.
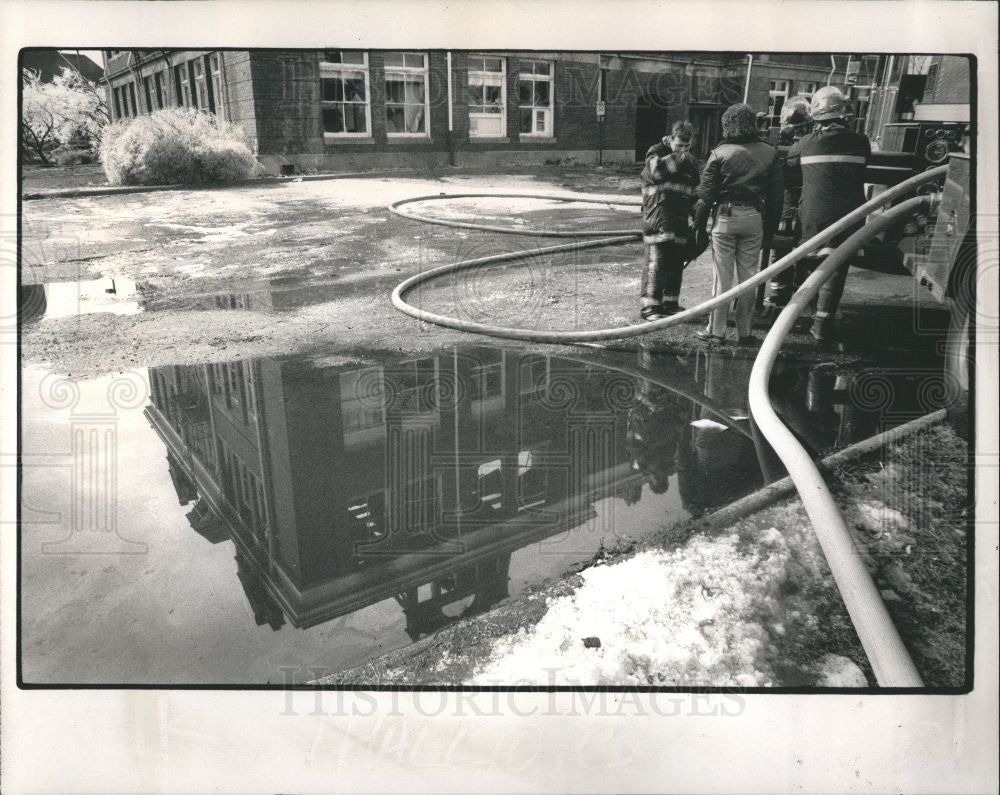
[390, 166, 946, 686]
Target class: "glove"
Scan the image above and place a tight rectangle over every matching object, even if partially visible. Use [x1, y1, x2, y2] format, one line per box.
[689, 226, 710, 261]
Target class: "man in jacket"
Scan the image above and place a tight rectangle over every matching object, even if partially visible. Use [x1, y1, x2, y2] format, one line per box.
[692, 103, 784, 343]
[784, 86, 871, 341]
[639, 120, 701, 321]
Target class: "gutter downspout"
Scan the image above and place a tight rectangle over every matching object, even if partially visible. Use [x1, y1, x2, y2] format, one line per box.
[446, 51, 455, 166]
[743, 54, 753, 103]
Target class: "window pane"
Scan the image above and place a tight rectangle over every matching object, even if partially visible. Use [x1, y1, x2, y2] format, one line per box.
[484, 85, 501, 105]
[483, 57, 503, 72]
[322, 77, 343, 102]
[386, 105, 406, 133]
[535, 109, 547, 132]
[519, 107, 533, 132]
[347, 104, 367, 133]
[341, 51, 366, 64]
[534, 80, 550, 106]
[404, 104, 425, 133]
[470, 114, 502, 136]
[385, 77, 405, 103]
[470, 57, 486, 72]
[324, 50, 342, 63]
[534, 61, 550, 75]
[404, 53, 425, 68]
[384, 52, 405, 68]
[322, 106, 345, 133]
[344, 75, 366, 102]
[404, 77, 425, 103]
[468, 84, 485, 105]
[519, 80, 533, 104]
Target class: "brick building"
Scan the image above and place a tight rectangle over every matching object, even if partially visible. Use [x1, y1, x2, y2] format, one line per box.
[102, 49, 840, 174]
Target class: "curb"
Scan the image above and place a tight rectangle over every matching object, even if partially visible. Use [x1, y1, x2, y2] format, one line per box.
[310, 409, 949, 685]
[20, 168, 418, 201]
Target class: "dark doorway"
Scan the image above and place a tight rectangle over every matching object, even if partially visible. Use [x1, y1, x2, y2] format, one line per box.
[634, 97, 670, 161]
[689, 104, 723, 164]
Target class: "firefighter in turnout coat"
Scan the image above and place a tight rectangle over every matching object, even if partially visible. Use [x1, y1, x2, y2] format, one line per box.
[639, 120, 701, 320]
[785, 86, 872, 341]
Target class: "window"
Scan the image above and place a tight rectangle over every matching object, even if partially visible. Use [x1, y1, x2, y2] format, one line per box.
[767, 79, 789, 127]
[193, 59, 209, 111]
[320, 50, 371, 136]
[797, 81, 818, 101]
[112, 86, 122, 119]
[518, 59, 553, 137]
[468, 55, 506, 137]
[143, 76, 153, 114]
[176, 64, 192, 107]
[210, 54, 224, 118]
[384, 52, 429, 136]
[154, 71, 165, 109]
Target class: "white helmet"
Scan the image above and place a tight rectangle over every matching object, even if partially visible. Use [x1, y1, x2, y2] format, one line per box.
[811, 86, 848, 121]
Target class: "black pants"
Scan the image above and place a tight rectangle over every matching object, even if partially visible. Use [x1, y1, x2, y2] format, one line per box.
[764, 244, 814, 307]
[640, 241, 685, 307]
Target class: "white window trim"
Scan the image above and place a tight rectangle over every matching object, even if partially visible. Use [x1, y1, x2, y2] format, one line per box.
[518, 59, 554, 138]
[320, 51, 372, 138]
[797, 80, 819, 100]
[385, 51, 431, 138]
[178, 65, 192, 108]
[468, 55, 506, 139]
[210, 55, 225, 119]
[193, 59, 209, 113]
[767, 79, 789, 127]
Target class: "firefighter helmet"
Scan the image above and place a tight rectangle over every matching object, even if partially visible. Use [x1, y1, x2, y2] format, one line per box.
[780, 96, 813, 129]
[810, 85, 848, 121]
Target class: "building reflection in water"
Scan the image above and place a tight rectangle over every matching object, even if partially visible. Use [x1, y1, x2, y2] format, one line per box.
[145, 345, 879, 640]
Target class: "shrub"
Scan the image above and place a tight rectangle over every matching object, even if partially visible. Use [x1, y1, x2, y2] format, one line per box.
[99, 107, 262, 186]
[52, 145, 96, 165]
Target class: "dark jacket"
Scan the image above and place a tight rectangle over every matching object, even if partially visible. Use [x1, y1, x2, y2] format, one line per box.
[640, 138, 701, 244]
[785, 123, 871, 244]
[694, 134, 784, 235]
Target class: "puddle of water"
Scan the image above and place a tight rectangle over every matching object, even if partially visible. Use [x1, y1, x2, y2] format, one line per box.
[20, 277, 142, 321]
[19, 342, 950, 684]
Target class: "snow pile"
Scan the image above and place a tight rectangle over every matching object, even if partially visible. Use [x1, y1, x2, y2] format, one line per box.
[470, 529, 794, 686]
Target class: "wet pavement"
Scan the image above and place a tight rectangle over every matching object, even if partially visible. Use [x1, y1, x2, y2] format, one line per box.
[19, 339, 955, 685]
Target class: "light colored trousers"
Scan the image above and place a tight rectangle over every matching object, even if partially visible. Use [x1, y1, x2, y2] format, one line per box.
[707, 207, 763, 338]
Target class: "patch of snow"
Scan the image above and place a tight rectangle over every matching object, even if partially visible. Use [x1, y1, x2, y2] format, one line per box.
[854, 500, 911, 532]
[814, 653, 867, 687]
[470, 531, 795, 686]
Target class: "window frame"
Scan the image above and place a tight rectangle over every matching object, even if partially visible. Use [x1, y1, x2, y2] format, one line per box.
[209, 54, 224, 119]
[193, 58, 209, 112]
[517, 59, 554, 138]
[797, 80, 819, 101]
[467, 55, 507, 139]
[320, 50, 372, 138]
[176, 63, 192, 107]
[767, 79, 789, 128]
[384, 51, 431, 138]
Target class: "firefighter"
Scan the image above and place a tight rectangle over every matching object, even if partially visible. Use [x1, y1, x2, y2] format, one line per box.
[693, 103, 783, 344]
[762, 96, 814, 312]
[639, 120, 701, 321]
[785, 85, 872, 342]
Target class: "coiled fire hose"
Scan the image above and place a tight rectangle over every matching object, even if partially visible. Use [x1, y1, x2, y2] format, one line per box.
[390, 166, 946, 343]
[391, 167, 946, 686]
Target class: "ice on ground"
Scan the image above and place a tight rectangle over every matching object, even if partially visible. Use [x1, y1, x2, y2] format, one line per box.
[814, 653, 868, 687]
[470, 529, 795, 686]
[853, 500, 911, 533]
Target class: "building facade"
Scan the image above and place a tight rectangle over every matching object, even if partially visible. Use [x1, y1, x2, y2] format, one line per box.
[102, 49, 868, 175]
